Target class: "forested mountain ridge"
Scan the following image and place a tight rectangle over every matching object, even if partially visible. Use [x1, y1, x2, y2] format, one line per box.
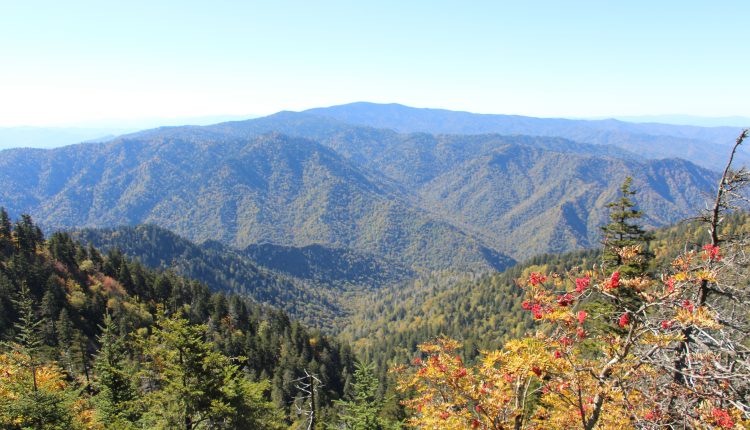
[72, 224, 344, 330]
[0, 132, 513, 273]
[0, 108, 719, 272]
[73, 224, 414, 331]
[0, 210, 360, 428]
[152, 110, 720, 259]
[349, 210, 750, 371]
[419, 146, 717, 259]
[241, 242, 413, 287]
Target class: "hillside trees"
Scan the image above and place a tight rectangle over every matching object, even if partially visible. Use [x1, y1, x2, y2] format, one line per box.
[136, 310, 282, 430]
[328, 361, 397, 430]
[0, 284, 86, 429]
[92, 313, 137, 426]
[397, 129, 750, 429]
[0, 210, 356, 428]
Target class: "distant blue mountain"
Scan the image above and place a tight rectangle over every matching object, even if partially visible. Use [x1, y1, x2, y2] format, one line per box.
[304, 102, 747, 171]
[0, 104, 719, 261]
[611, 114, 750, 128]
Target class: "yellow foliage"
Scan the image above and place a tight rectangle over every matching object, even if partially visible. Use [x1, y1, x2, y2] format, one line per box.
[675, 307, 722, 330]
[0, 353, 99, 429]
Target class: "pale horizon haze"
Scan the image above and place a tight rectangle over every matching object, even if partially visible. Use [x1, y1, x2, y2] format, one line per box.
[2, 1, 749, 127]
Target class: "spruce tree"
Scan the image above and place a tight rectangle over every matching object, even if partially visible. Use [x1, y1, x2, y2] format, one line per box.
[329, 361, 393, 430]
[93, 313, 137, 425]
[600, 176, 653, 275]
[138, 310, 281, 430]
[0, 207, 12, 257]
[0, 283, 75, 429]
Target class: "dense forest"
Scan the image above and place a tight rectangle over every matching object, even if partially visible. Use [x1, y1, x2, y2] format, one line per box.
[1, 120, 748, 428]
[0, 208, 406, 429]
[4, 194, 750, 428]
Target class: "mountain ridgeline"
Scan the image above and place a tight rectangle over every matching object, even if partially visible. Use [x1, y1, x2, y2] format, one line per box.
[0, 211, 357, 427]
[0, 133, 512, 273]
[304, 102, 748, 171]
[73, 224, 414, 331]
[0, 103, 723, 274]
[0, 102, 747, 428]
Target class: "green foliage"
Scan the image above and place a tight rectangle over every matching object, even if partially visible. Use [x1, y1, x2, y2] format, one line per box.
[5, 283, 45, 375]
[0, 386, 77, 430]
[600, 176, 653, 275]
[92, 313, 137, 425]
[0, 284, 80, 430]
[136, 310, 282, 430]
[1, 132, 513, 273]
[343, 250, 600, 371]
[328, 361, 397, 430]
[0, 211, 356, 428]
[73, 224, 407, 331]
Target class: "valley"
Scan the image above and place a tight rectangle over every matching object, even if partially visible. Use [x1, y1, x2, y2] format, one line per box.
[1, 103, 748, 429]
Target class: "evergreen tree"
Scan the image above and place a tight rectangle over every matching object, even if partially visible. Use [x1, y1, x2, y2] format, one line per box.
[138, 310, 281, 430]
[600, 177, 653, 275]
[118, 262, 135, 293]
[55, 308, 77, 375]
[329, 361, 394, 430]
[48, 232, 77, 269]
[0, 207, 12, 257]
[6, 283, 44, 388]
[153, 273, 172, 305]
[93, 313, 137, 426]
[14, 214, 43, 256]
[87, 243, 103, 271]
[0, 283, 76, 429]
[40, 286, 61, 344]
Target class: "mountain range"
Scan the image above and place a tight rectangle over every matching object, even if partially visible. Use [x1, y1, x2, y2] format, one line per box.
[0, 102, 730, 282]
[305, 102, 747, 171]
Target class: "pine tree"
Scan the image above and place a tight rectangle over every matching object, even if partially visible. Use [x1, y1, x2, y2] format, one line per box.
[600, 177, 653, 275]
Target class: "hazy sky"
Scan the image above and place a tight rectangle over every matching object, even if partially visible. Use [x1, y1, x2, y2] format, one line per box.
[2, 1, 748, 126]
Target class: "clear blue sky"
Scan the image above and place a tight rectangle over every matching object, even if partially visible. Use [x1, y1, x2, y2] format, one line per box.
[2, 1, 748, 126]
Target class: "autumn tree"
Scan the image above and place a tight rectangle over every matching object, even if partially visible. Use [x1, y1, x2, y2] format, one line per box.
[0, 284, 83, 429]
[640, 129, 750, 426]
[397, 130, 750, 429]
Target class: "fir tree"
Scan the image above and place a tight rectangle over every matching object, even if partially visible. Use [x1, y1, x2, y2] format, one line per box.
[55, 308, 74, 372]
[5, 283, 44, 390]
[0, 207, 12, 258]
